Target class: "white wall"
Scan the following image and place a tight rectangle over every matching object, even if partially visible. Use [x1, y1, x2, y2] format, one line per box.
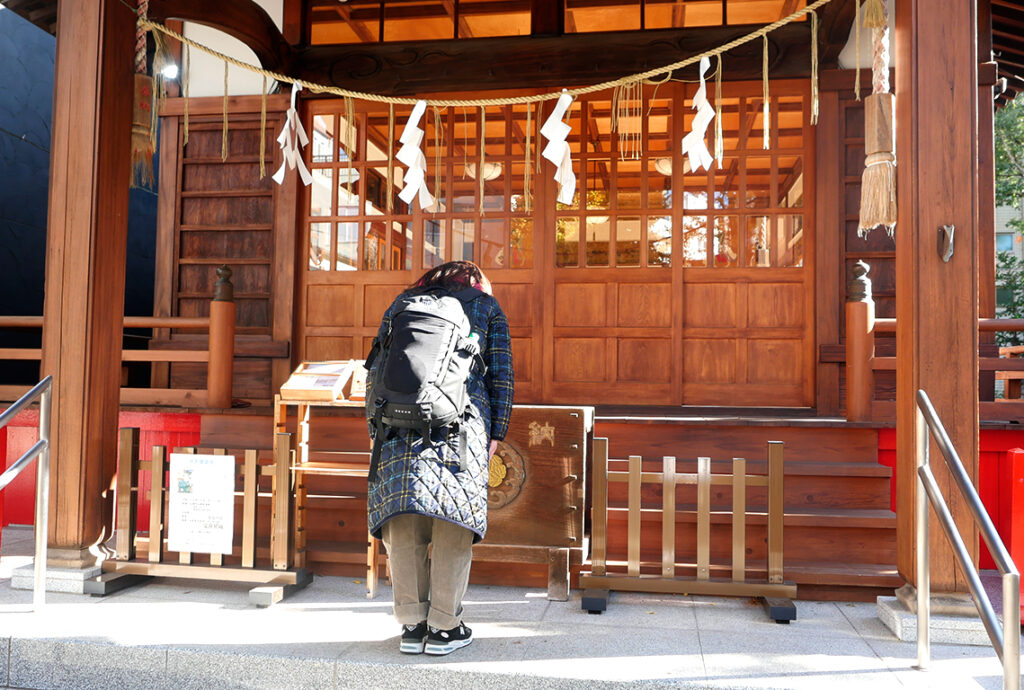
[182, 0, 283, 98]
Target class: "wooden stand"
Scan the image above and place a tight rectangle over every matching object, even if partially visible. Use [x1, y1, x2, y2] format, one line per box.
[92, 428, 312, 606]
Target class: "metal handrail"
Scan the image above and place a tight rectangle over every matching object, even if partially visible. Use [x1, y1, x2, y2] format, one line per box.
[915, 389, 1021, 690]
[0, 376, 52, 611]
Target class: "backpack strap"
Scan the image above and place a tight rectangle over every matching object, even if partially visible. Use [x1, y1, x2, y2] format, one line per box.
[363, 336, 381, 370]
[368, 398, 386, 482]
[451, 286, 485, 304]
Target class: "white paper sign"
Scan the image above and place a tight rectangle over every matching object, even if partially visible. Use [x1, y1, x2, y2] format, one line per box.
[167, 453, 236, 555]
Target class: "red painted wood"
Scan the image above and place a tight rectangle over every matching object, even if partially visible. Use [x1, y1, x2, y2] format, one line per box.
[1, 410, 200, 530]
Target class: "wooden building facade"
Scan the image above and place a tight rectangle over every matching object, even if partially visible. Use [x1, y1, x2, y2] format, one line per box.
[3, 0, 1024, 600]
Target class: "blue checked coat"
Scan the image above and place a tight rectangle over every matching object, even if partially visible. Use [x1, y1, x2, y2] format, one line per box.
[366, 288, 514, 543]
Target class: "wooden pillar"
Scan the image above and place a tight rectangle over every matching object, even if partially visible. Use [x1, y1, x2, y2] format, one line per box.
[41, 0, 135, 567]
[845, 261, 874, 422]
[895, 0, 980, 591]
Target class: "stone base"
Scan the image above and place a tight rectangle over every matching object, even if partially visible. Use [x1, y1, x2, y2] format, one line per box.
[877, 595, 992, 646]
[11, 563, 103, 594]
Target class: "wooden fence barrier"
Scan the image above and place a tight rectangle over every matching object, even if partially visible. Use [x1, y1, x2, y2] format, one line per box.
[90, 427, 312, 606]
[580, 438, 797, 622]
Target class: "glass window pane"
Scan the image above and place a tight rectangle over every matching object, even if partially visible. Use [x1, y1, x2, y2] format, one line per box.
[453, 218, 475, 262]
[645, 0, 723, 28]
[777, 214, 804, 267]
[510, 161, 532, 213]
[338, 111, 362, 161]
[718, 97, 741, 153]
[460, 0, 531, 37]
[311, 169, 332, 217]
[648, 97, 672, 155]
[745, 156, 771, 209]
[511, 218, 534, 268]
[616, 217, 642, 266]
[778, 96, 804, 149]
[384, 1, 454, 41]
[556, 217, 579, 267]
[746, 97, 768, 150]
[369, 166, 408, 215]
[618, 159, 643, 209]
[997, 234, 1015, 253]
[338, 173, 359, 217]
[363, 221, 385, 270]
[453, 163, 476, 213]
[683, 215, 708, 267]
[747, 215, 771, 268]
[391, 221, 413, 270]
[424, 219, 446, 268]
[648, 216, 672, 267]
[683, 164, 708, 210]
[337, 222, 358, 270]
[480, 161, 505, 212]
[587, 159, 611, 210]
[778, 156, 804, 208]
[312, 115, 334, 163]
[586, 216, 610, 267]
[713, 157, 739, 209]
[713, 216, 738, 267]
[649, 158, 673, 208]
[482, 219, 505, 269]
[309, 223, 331, 271]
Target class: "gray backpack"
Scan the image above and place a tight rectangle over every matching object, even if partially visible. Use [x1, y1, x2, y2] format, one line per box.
[364, 287, 485, 480]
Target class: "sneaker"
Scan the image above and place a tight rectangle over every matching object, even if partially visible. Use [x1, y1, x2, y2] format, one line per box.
[400, 622, 428, 654]
[424, 622, 473, 656]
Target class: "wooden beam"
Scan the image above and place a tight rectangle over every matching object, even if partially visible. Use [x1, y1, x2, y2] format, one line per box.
[41, 0, 135, 566]
[148, 0, 292, 73]
[531, 0, 564, 35]
[895, 0, 980, 592]
[295, 23, 817, 96]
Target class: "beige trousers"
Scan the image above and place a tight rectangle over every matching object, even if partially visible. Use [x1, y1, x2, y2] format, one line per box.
[381, 514, 475, 630]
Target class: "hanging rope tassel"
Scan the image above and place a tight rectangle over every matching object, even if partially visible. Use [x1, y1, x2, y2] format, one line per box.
[221, 61, 229, 162]
[858, 0, 896, 236]
[183, 43, 190, 145]
[386, 103, 395, 213]
[714, 54, 724, 165]
[130, 0, 156, 189]
[810, 10, 820, 126]
[344, 96, 355, 195]
[525, 103, 532, 213]
[478, 106, 486, 215]
[855, 0, 862, 101]
[433, 106, 444, 211]
[762, 35, 770, 151]
[259, 75, 267, 179]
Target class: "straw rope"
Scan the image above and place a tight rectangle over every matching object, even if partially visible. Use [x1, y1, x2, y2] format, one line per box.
[524, 103, 532, 213]
[810, 10, 820, 125]
[138, 0, 835, 108]
[221, 61, 229, 161]
[479, 106, 486, 214]
[183, 43, 190, 144]
[762, 35, 770, 150]
[854, 0, 862, 101]
[386, 103, 395, 213]
[259, 75, 267, 179]
[714, 54, 724, 164]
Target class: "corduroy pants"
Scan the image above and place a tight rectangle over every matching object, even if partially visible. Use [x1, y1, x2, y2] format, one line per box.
[381, 513, 474, 630]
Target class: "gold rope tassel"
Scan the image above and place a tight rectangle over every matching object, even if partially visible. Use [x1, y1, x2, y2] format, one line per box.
[433, 106, 443, 211]
[183, 44, 190, 145]
[810, 10, 819, 125]
[714, 54, 724, 165]
[344, 96, 355, 195]
[762, 35, 770, 150]
[130, 0, 155, 189]
[858, 0, 896, 236]
[855, 0, 862, 101]
[259, 76, 267, 179]
[524, 103, 532, 213]
[478, 106, 486, 215]
[862, 0, 886, 29]
[221, 61, 229, 162]
[386, 103, 395, 213]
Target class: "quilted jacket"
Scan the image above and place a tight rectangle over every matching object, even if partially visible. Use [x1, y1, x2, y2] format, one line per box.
[365, 287, 514, 543]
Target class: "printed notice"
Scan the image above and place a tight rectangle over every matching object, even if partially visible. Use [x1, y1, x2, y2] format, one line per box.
[167, 453, 236, 555]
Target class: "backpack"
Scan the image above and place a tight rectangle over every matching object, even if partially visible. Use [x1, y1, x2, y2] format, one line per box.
[363, 286, 486, 480]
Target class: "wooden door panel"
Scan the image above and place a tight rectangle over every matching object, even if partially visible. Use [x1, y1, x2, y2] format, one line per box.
[553, 338, 607, 382]
[617, 284, 671, 328]
[746, 283, 803, 328]
[747, 339, 804, 385]
[554, 283, 606, 327]
[617, 338, 672, 382]
[307, 285, 355, 326]
[305, 336, 355, 361]
[683, 339, 738, 384]
[683, 283, 738, 328]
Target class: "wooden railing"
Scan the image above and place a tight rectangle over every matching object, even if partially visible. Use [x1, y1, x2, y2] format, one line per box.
[580, 438, 797, 620]
[843, 261, 1024, 422]
[0, 267, 236, 409]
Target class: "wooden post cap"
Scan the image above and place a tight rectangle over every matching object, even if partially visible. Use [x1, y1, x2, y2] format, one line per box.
[847, 260, 872, 302]
[213, 265, 234, 302]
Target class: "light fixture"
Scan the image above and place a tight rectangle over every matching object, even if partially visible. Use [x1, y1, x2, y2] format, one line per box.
[464, 162, 502, 181]
[654, 158, 692, 176]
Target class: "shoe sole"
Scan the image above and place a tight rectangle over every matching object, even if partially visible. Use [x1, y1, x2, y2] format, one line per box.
[424, 636, 473, 656]
[400, 639, 426, 654]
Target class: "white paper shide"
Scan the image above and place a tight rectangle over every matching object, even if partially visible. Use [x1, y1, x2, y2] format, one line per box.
[167, 453, 236, 555]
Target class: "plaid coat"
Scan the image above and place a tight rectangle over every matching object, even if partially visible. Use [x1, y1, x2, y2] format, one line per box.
[365, 288, 514, 542]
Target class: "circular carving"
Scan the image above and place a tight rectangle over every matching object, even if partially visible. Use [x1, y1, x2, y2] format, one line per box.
[487, 441, 526, 510]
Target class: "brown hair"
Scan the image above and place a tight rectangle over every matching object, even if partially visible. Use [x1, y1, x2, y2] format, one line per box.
[411, 261, 492, 294]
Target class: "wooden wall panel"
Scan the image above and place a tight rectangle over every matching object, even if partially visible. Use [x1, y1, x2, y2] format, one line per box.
[683, 284, 737, 328]
[618, 284, 671, 328]
[554, 283, 606, 327]
[617, 338, 671, 382]
[305, 336, 355, 361]
[492, 283, 533, 328]
[511, 338, 532, 382]
[307, 285, 355, 326]
[747, 283, 802, 328]
[683, 339, 737, 383]
[554, 338, 606, 382]
[362, 285, 403, 327]
[747, 339, 803, 385]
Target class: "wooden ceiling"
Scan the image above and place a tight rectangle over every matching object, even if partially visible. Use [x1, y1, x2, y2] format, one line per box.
[992, 0, 1024, 105]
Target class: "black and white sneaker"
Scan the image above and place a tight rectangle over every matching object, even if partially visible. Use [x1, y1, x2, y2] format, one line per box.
[400, 622, 428, 654]
[424, 622, 473, 656]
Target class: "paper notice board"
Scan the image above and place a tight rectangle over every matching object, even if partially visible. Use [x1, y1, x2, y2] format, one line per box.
[167, 453, 236, 555]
